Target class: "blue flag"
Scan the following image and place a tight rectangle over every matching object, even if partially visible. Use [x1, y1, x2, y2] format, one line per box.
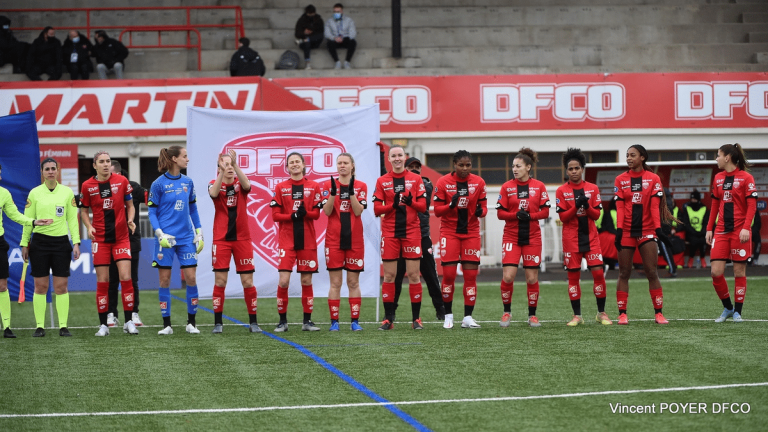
[0, 111, 41, 301]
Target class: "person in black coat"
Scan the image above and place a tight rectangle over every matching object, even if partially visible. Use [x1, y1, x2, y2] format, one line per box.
[26, 26, 62, 81]
[229, 37, 265, 77]
[62, 30, 93, 80]
[0, 15, 29, 74]
[91, 30, 128, 79]
[294, 4, 324, 69]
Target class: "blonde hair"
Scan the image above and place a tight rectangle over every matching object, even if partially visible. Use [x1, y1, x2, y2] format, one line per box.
[337, 152, 355, 175]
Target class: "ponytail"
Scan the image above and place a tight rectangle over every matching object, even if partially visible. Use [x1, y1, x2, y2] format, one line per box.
[659, 188, 681, 225]
[157, 146, 184, 172]
[719, 143, 750, 172]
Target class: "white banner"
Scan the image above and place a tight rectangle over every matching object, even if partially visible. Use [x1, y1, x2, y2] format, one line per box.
[187, 105, 381, 299]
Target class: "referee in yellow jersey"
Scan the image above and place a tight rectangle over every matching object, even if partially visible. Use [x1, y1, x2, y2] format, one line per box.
[0, 163, 52, 338]
[21, 158, 81, 337]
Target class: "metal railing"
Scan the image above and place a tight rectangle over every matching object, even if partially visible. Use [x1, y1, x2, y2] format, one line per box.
[119, 26, 202, 70]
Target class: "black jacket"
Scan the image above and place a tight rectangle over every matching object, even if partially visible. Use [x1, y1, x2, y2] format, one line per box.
[294, 13, 324, 39]
[229, 46, 265, 76]
[27, 29, 62, 71]
[62, 32, 94, 71]
[91, 37, 128, 68]
[418, 177, 433, 239]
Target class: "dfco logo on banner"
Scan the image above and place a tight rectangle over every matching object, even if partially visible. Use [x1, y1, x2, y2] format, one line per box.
[187, 105, 381, 300]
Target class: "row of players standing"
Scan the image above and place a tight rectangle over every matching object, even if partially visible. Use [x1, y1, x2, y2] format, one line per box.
[0, 142, 756, 337]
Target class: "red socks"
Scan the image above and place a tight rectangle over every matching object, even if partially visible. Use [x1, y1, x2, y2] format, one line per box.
[301, 284, 314, 313]
[409, 283, 422, 304]
[382, 281, 395, 305]
[349, 297, 361, 320]
[567, 271, 581, 300]
[712, 275, 730, 299]
[244, 286, 257, 314]
[463, 268, 478, 306]
[213, 285, 225, 313]
[527, 282, 539, 308]
[328, 298, 340, 320]
[617, 290, 628, 312]
[277, 286, 289, 314]
[120, 279, 134, 311]
[97, 282, 109, 314]
[441, 265, 457, 303]
[591, 268, 606, 298]
[650, 288, 663, 310]
[500, 280, 513, 305]
[734, 276, 746, 304]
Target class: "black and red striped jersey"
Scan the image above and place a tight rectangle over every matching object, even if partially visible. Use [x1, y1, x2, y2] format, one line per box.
[496, 177, 550, 246]
[709, 168, 758, 234]
[209, 178, 252, 242]
[320, 178, 368, 250]
[556, 180, 602, 253]
[79, 173, 133, 243]
[270, 178, 322, 251]
[433, 172, 487, 237]
[613, 170, 663, 237]
[373, 170, 427, 239]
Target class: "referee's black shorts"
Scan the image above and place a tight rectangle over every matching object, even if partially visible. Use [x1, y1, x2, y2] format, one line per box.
[29, 233, 73, 278]
[0, 236, 9, 279]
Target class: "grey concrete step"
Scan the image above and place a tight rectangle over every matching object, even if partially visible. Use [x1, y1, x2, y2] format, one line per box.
[742, 12, 768, 23]
[749, 32, 768, 42]
[247, 4, 768, 30]
[199, 47, 394, 71]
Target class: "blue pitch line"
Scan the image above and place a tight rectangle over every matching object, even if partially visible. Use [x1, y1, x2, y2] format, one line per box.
[303, 343, 423, 347]
[170, 295, 432, 432]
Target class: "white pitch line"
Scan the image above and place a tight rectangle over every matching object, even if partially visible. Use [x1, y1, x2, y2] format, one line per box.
[1, 382, 766, 419]
[11, 317, 768, 331]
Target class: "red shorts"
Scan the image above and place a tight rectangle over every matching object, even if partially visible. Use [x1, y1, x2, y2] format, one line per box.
[325, 246, 365, 272]
[439, 235, 481, 265]
[381, 237, 421, 261]
[620, 230, 656, 249]
[563, 250, 603, 271]
[278, 248, 318, 273]
[91, 240, 131, 266]
[710, 231, 751, 263]
[212, 240, 255, 274]
[501, 242, 542, 268]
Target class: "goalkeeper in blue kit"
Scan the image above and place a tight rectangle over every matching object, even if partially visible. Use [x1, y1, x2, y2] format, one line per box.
[148, 146, 204, 335]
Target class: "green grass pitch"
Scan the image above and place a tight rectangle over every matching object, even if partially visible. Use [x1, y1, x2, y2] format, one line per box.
[1, 276, 766, 431]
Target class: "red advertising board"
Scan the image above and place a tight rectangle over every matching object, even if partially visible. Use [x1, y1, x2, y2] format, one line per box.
[38, 144, 78, 194]
[1, 73, 765, 137]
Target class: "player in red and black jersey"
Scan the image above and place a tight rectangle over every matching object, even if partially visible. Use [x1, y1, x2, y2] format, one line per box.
[321, 153, 367, 332]
[496, 148, 551, 328]
[433, 150, 487, 329]
[270, 152, 323, 332]
[373, 145, 428, 330]
[208, 149, 260, 333]
[613, 145, 678, 325]
[556, 148, 611, 326]
[706, 144, 758, 323]
[79, 151, 137, 335]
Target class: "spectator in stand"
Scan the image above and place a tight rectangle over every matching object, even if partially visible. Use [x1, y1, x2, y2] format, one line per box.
[324, 3, 356, 69]
[229, 37, 265, 77]
[295, 5, 324, 70]
[62, 30, 93, 80]
[26, 26, 62, 81]
[0, 15, 29, 74]
[91, 30, 128, 80]
[679, 189, 709, 268]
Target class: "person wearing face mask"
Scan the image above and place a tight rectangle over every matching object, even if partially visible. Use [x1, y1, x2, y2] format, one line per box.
[0, 15, 30, 74]
[61, 30, 93, 80]
[91, 30, 128, 80]
[324, 3, 356, 69]
[294, 5, 324, 70]
[26, 26, 62, 81]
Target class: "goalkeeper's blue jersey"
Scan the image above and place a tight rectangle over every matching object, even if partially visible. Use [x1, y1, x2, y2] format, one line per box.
[147, 172, 200, 244]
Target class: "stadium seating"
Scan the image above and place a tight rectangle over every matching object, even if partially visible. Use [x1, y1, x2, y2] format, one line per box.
[0, 0, 766, 80]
